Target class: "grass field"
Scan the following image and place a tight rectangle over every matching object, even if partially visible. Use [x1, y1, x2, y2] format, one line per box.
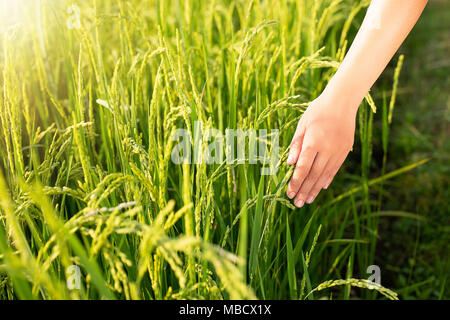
[0, 0, 445, 300]
[370, 0, 449, 299]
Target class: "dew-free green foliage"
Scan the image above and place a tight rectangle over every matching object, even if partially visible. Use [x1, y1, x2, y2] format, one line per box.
[0, 0, 428, 299]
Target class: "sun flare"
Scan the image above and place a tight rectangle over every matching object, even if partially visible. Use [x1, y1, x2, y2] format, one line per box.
[0, 0, 26, 31]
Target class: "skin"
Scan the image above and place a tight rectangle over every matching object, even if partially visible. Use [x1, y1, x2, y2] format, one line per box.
[287, 0, 429, 208]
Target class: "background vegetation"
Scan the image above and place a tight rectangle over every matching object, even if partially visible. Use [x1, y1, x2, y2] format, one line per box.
[0, 0, 447, 299]
[371, 0, 449, 299]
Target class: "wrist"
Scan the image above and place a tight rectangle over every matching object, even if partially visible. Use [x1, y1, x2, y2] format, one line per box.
[318, 83, 361, 118]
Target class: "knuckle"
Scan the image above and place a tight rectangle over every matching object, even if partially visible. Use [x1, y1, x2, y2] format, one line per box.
[290, 178, 300, 188]
[303, 144, 315, 153]
[291, 173, 305, 186]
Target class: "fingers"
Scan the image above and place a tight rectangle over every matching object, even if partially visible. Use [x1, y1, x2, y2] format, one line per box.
[286, 145, 316, 200]
[286, 119, 306, 165]
[322, 152, 348, 189]
[293, 153, 329, 207]
[305, 153, 346, 203]
[286, 116, 352, 208]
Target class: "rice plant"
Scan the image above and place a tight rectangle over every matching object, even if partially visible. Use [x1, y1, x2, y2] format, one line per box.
[0, 0, 428, 300]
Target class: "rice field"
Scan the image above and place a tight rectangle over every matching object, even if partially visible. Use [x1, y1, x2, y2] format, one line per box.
[0, 0, 430, 300]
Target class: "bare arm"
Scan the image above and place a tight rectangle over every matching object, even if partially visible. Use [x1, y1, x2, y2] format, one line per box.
[287, 0, 428, 208]
[325, 0, 429, 109]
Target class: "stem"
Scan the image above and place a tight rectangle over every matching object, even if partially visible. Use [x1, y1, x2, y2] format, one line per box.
[237, 165, 248, 282]
[182, 162, 196, 284]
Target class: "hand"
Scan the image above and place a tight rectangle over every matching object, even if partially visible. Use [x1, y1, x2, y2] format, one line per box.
[286, 94, 357, 208]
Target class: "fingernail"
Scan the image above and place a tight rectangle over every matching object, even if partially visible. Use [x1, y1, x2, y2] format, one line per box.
[306, 196, 314, 204]
[288, 192, 296, 199]
[323, 183, 329, 189]
[295, 199, 304, 208]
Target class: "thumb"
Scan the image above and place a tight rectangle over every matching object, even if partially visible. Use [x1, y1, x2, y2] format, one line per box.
[287, 119, 306, 165]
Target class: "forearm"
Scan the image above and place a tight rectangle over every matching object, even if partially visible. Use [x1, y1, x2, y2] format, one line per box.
[323, 0, 428, 112]
[287, 0, 428, 206]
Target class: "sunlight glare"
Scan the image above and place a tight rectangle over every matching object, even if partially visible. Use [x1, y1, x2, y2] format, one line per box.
[0, 0, 26, 32]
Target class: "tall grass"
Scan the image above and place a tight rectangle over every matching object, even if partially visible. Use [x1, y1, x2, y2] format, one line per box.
[0, 0, 427, 300]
